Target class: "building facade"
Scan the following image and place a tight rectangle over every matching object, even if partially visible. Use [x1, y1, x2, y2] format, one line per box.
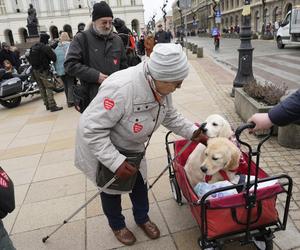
[0, 0, 145, 45]
[172, 0, 300, 35]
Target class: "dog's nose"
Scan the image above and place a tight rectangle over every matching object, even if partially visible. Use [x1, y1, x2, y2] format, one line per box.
[200, 122, 207, 132]
[200, 166, 207, 173]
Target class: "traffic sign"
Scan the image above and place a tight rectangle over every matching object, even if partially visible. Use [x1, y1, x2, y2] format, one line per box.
[216, 10, 221, 17]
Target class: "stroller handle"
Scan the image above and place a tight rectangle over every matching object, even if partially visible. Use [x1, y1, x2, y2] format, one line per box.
[235, 122, 273, 153]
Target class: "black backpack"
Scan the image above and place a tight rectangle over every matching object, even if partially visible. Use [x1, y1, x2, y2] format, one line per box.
[28, 43, 45, 70]
[0, 167, 15, 219]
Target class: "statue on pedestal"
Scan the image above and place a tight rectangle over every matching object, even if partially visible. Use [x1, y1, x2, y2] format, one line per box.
[27, 4, 39, 36]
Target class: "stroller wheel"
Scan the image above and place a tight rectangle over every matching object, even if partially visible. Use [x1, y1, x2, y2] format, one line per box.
[254, 230, 274, 250]
[169, 176, 182, 205]
[198, 238, 223, 250]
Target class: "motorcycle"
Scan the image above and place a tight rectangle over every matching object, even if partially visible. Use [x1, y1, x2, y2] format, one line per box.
[0, 55, 64, 109]
[0, 66, 39, 108]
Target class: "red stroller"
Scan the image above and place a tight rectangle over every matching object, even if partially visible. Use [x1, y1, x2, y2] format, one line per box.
[165, 123, 293, 250]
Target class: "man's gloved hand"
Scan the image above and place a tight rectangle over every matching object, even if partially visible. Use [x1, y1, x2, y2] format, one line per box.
[191, 124, 208, 145]
[115, 161, 137, 179]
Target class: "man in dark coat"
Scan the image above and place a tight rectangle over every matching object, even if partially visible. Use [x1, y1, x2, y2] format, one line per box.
[30, 33, 63, 112]
[154, 24, 170, 43]
[64, 1, 127, 101]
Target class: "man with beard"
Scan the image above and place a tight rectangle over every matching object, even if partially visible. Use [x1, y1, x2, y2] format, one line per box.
[64, 1, 127, 102]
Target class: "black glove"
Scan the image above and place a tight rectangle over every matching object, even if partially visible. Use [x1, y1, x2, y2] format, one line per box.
[115, 161, 137, 179]
[191, 123, 208, 145]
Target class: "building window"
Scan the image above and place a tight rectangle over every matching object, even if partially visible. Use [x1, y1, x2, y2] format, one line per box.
[236, 0, 239, 7]
[0, 0, 6, 14]
[131, 0, 136, 5]
[117, 0, 122, 6]
[231, 0, 234, 9]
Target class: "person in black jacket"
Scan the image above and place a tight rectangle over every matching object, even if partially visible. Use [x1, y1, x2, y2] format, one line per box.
[154, 24, 170, 43]
[64, 1, 127, 103]
[30, 33, 63, 112]
[0, 167, 16, 250]
[248, 89, 300, 131]
[0, 43, 18, 71]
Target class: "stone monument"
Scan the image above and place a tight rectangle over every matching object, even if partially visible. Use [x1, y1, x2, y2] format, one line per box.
[27, 4, 39, 37]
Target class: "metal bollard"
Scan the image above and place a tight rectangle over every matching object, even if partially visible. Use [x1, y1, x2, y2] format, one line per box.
[192, 44, 198, 54]
[197, 47, 203, 58]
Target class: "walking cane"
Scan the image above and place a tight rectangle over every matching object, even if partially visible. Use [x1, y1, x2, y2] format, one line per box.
[148, 139, 192, 190]
[42, 175, 118, 243]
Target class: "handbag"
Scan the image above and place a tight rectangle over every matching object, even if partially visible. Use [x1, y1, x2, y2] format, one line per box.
[73, 84, 90, 113]
[0, 167, 15, 219]
[96, 150, 145, 192]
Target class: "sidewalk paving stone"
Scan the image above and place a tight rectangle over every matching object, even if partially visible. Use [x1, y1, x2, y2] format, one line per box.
[0, 52, 299, 249]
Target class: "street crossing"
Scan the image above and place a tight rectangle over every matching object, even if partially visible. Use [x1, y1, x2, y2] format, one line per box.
[188, 37, 300, 89]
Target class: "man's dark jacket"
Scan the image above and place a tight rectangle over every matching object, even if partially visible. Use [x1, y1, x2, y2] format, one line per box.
[269, 89, 300, 126]
[64, 27, 128, 99]
[31, 43, 57, 71]
[154, 30, 170, 43]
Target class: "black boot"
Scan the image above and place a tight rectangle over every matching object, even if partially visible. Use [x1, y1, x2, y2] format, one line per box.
[50, 106, 63, 112]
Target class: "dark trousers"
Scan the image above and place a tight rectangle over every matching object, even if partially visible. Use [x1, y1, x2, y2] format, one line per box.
[0, 220, 15, 250]
[100, 171, 149, 230]
[61, 74, 75, 105]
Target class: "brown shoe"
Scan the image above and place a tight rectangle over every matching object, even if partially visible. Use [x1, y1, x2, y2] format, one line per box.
[138, 220, 160, 239]
[112, 227, 136, 246]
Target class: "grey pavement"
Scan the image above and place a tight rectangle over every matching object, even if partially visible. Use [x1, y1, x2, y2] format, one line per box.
[0, 53, 300, 250]
[187, 36, 300, 89]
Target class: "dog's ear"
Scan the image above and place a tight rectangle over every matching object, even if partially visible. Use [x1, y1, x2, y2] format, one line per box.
[218, 120, 234, 138]
[226, 144, 241, 170]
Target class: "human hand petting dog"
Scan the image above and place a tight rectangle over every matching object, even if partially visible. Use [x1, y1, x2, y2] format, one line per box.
[191, 125, 208, 145]
[115, 161, 137, 179]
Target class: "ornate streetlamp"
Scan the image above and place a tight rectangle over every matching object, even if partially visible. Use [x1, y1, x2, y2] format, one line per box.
[161, 0, 168, 30]
[232, 0, 255, 96]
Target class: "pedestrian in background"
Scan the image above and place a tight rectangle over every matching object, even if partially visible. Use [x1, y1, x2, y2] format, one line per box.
[54, 32, 75, 107]
[144, 34, 155, 57]
[154, 24, 170, 43]
[29, 33, 63, 112]
[248, 89, 300, 131]
[75, 43, 207, 246]
[64, 1, 127, 104]
[0, 43, 18, 71]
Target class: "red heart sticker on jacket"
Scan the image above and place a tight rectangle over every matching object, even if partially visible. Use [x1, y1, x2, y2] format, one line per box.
[104, 98, 115, 110]
[113, 58, 118, 65]
[0, 176, 8, 188]
[133, 123, 143, 133]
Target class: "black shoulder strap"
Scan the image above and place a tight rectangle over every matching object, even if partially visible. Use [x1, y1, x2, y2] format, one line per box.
[80, 32, 90, 67]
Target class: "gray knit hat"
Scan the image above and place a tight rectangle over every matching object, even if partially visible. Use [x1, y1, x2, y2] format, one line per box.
[147, 43, 189, 81]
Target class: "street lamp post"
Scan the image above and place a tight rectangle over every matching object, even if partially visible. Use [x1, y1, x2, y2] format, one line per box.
[232, 0, 255, 96]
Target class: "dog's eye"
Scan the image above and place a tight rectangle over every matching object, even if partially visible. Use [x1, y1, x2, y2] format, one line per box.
[212, 156, 219, 161]
[212, 122, 218, 126]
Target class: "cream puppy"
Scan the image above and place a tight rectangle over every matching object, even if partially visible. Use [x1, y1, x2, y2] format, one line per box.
[202, 114, 234, 139]
[184, 138, 241, 187]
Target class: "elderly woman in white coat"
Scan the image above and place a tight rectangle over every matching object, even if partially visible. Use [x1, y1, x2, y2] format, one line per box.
[75, 43, 206, 246]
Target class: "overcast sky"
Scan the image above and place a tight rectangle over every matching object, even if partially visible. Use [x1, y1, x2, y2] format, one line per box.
[143, 0, 175, 23]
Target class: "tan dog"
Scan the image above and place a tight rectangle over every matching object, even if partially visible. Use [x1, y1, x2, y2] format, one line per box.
[202, 114, 234, 139]
[184, 138, 241, 187]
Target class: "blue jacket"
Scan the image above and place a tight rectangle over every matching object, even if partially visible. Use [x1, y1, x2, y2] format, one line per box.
[269, 89, 300, 126]
[54, 42, 70, 76]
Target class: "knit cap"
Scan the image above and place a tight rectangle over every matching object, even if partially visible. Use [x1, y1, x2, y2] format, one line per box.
[147, 43, 189, 81]
[92, 1, 113, 21]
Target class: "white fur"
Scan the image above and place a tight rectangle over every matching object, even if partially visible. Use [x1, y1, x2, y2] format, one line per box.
[203, 114, 234, 139]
